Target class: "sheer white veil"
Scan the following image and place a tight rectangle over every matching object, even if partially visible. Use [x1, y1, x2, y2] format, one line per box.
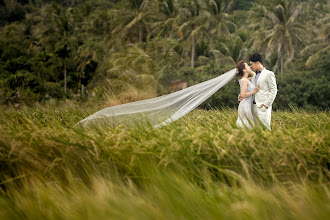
[77, 68, 237, 128]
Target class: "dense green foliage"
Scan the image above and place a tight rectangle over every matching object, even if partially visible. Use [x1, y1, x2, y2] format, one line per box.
[0, 107, 329, 219]
[0, 0, 329, 110]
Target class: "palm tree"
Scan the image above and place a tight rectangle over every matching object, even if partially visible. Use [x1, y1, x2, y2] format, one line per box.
[301, 2, 329, 69]
[108, 44, 156, 80]
[55, 43, 71, 95]
[111, 0, 158, 43]
[93, 44, 159, 105]
[75, 40, 105, 97]
[212, 34, 247, 65]
[202, 0, 236, 38]
[150, 0, 180, 39]
[177, 0, 209, 68]
[248, 0, 308, 74]
[34, 50, 51, 103]
[202, 0, 240, 64]
[39, 2, 75, 95]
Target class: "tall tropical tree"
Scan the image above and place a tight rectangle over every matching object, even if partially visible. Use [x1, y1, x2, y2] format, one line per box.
[203, 0, 236, 38]
[301, 1, 329, 69]
[37, 2, 75, 95]
[55, 43, 71, 95]
[177, 0, 209, 68]
[93, 44, 159, 105]
[248, 0, 308, 74]
[75, 40, 105, 97]
[202, 0, 240, 64]
[111, 0, 158, 43]
[151, 0, 180, 38]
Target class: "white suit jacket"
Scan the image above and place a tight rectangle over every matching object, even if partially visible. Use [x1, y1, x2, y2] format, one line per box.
[251, 68, 277, 108]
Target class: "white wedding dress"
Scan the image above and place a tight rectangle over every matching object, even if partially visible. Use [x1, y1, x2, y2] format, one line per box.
[236, 78, 255, 129]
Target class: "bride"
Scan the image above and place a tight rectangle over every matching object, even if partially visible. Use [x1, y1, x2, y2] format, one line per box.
[235, 60, 259, 129]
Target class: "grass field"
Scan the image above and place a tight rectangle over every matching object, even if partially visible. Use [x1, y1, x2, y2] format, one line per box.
[0, 106, 329, 219]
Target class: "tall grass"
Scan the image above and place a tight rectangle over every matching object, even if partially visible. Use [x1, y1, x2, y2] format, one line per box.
[0, 106, 329, 219]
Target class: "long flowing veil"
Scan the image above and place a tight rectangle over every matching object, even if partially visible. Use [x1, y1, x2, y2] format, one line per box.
[77, 68, 236, 128]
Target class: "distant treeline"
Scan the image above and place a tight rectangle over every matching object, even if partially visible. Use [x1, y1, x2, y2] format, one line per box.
[0, 0, 329, 110]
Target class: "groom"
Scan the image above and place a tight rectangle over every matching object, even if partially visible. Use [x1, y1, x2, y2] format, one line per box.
[239, 53, 277, 130]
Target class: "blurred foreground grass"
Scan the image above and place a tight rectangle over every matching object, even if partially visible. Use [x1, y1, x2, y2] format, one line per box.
[0, 106, 329, 219]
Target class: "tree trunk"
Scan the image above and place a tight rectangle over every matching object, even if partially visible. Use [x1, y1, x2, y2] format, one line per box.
[280, 45, 284, 74]
[19, 82, 25, 105]
[139, 22, 143, 43]
[274, 58, 279, 74]
[81, 84, 84, 98]
[191, 34, 195, 68]
[43, 78, 46, 104]
[281, 53, 284, 74]
[64, 59, 67, 95]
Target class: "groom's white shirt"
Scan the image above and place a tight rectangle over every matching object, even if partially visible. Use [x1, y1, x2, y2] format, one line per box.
[251, 68, 277, 108]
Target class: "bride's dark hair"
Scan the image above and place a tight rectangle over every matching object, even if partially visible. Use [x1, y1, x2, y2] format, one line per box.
[236, 60, 245, 77]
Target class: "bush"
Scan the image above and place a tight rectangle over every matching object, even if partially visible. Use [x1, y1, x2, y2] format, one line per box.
[274, 69, 329, 111]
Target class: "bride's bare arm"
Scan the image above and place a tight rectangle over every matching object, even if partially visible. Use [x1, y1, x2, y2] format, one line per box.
[240, 79, 259, 98]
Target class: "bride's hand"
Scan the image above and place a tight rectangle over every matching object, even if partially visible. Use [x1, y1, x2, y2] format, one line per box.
[238, 93, 243, 101]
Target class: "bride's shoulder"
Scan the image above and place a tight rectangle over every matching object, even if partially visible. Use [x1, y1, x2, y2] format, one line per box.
[240, 78, 249, 84]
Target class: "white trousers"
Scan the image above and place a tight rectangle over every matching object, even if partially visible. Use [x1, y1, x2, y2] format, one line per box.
[252, 104, 272, 130]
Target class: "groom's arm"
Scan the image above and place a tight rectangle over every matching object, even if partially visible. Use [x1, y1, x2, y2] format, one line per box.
[264, 71, 277, 107]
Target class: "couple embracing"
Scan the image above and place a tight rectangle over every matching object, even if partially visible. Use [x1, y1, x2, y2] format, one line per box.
[236, 53, 278, 130]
